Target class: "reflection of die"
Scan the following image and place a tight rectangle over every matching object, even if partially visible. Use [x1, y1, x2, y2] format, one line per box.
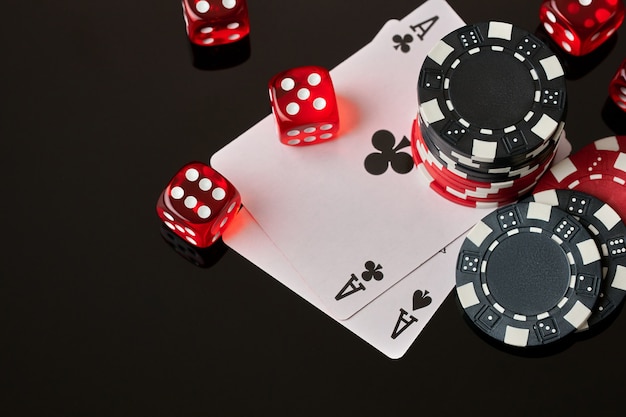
[156, 162, 241, 247]
[182, 0, 250, 46]
[269, 65, 340, 146]
[539, 0, 625, 56]
[609, 58, 626, 112]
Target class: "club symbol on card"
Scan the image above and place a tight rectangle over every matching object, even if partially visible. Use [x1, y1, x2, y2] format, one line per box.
[392, 34, 414, 53]
[364, 130, 414, 175]
[412, 290, 432, 310]
[335, 261, 384, 301]
[361, 261, 383, 281]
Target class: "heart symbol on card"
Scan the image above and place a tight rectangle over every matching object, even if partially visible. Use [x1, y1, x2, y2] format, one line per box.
[412, 290, 432, 311]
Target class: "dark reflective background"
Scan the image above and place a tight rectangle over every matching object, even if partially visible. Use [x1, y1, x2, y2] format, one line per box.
[2, 1, 626, 416]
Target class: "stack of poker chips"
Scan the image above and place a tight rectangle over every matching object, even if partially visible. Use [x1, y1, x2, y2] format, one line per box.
[455, 188, 626, 348]
[413, 21, 567, 208]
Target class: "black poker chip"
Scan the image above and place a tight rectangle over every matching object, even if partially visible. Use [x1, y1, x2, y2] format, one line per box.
[456, 201, 603, 347]
[418, 113, 561, 182]
[523, 189, 626, 330]
[418, 21, 567, 164]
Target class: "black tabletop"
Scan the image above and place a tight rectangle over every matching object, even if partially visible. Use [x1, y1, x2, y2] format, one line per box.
[2, 1, 626, 416]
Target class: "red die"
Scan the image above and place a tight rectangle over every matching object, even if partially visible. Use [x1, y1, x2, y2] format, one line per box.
[269, 66, 340, 146]
[156, 162, 241, 247]
[539, 0, 625, 56]
[609, 58, 626, 111]
[182, 0, 250, 46]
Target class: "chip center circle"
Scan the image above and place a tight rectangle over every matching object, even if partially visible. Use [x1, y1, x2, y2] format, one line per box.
[485, 232, 570, 316]
[449, 49, 535, 130]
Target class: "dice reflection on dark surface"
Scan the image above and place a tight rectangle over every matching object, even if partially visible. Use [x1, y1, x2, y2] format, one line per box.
[609, 58, 626, 112]
[602, 97, 626, 134]
[189, 35, 251, 70]
[160, 223, 228, 268]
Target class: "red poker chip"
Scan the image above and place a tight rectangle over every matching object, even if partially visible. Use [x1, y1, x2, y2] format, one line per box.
[411, 119, 555, 199]
[414, 148, 510, 208]
[533, 135, 626, 221]
[413, 116, 559, 188]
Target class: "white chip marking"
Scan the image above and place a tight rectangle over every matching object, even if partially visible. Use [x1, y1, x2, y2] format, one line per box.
[320, 124, 333, 130]
[287, 139, 300, 145]
[427, 40, 455, 66]
[186, 236, 197, 245]
[564, 300, 592, 329]
[456, 283, 480, 309]
[200, 27, 214, 34]
[504, 326, 529, 347]
[227, 22, 240, 29]
[577, 239, 601, 265]
[531, 190, 559, 207]
[612, 265, 626, 291]
[287, 129, 299, 136]
[614, 153, 626, 173]
[304, 127, 316, 133]
[304, 136, 316, 142]
[472, 140, 497, 161]
[594, 203, 621, 231]
[488, 21, 513, 40]
[531, 114, 558, 141]
[540, 55, 565, 80]
[527, 202, 552, 222]
[163, 212, 174, 221]
[222, 0, 237, 9]
[164, 221, 175, 230]
[320, 133, 333, 139]
[550, 157, 577, 182]
[228, 34, 241, 41]
[420, 99, 445, 124]
[593, 136, 618, 151]
[468, 221, 493, 248]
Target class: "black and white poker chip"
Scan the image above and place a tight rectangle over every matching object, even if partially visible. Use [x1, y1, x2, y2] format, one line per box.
[417, 21, 566, 164]
[456, 201, 602, 347]
[523, 189, 626, 330]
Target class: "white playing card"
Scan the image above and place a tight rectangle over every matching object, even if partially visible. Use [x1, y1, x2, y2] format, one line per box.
[221, 135, 572, 359]
[222, 206, 465, 359]
[211, 0, 476, 320]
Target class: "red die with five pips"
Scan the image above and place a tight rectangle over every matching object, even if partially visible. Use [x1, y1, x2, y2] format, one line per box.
[156, 162, 241, 247]
[268, 65, 340, 146]
[539, 0, 625, 56]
